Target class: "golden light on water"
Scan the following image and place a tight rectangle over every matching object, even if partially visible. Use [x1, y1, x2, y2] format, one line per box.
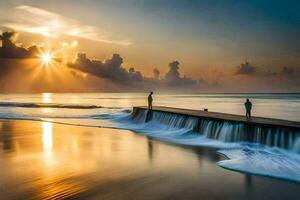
[41, 94, 53, 156]
[43, 93, 52, 103]
[42, 121, 53, 152]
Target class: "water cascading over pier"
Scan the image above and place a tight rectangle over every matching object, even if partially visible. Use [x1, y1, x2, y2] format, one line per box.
[130, 107, 300, 153]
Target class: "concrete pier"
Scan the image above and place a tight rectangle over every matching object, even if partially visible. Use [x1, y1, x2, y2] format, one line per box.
[134, 106, 300, 130]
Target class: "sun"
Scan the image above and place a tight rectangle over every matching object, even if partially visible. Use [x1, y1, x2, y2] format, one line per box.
[42, 53, 52, 63]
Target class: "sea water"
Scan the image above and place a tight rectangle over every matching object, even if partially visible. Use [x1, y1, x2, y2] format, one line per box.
[0, 93, 299, 183]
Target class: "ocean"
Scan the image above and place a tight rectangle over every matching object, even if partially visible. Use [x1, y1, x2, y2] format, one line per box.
[0, 93, 300, 183]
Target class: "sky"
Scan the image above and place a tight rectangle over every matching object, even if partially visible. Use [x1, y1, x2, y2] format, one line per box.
[0, 0, 299, 92]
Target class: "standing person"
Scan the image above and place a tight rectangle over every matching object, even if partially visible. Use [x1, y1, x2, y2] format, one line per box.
[148, 92, 153, 110]
[244, 98, 252, 120]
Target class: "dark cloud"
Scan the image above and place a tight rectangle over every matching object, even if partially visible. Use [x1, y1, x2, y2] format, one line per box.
[0, 31, 42, 80]
[163, 61, 196, 86]
[262, 66, 296, 77]
[0, 31, 38, 59]
[165, 61, 180, 82]
[281, 66, 294, 76]
[233, 62, 297, 79]
[153, 68, 160, 79]
[68, 53, 144, 83]
[69, 54, 197, 87]
[235, 61, 256, 75]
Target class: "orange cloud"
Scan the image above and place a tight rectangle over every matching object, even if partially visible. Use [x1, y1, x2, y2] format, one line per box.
[2, 5, 132, 46]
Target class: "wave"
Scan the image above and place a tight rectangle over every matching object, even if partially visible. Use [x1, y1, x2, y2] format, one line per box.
[0, 109, 131, 120]
[217, 148, 300, 183]
[0, 102, 103, 109]
[0, 102, 102, 109]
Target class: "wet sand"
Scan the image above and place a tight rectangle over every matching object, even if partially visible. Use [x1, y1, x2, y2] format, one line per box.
[0, 120, 299, 200]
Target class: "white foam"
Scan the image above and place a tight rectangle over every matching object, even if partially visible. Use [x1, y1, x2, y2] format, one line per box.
[218, 147, 300, 183]
[114, 115, 300, 183]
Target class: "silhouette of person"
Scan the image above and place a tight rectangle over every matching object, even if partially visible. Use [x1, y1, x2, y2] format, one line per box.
[148, 92, 153, 110]
[244, 98, 252, 120]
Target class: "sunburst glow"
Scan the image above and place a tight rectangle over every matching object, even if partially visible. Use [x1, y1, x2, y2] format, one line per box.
[42, 53, 52, 63]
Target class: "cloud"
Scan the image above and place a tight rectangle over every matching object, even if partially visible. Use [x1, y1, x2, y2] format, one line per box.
[69, 53, 197, 88]
[281, 66, 294, 76]
[262, 66, 297, 77]
[0, 30, 198, 91]
[165, 61, 180, 82]
[1, 5, 131, 45]
[69, 53, 144, 83]
[235, 61, 256, 75]
[62, 40, 78, 48]
[153, 68, 160, 79]
[0, 31, 39, 59]
[164, 61, 196, 86]
[229, 63, 300, 92]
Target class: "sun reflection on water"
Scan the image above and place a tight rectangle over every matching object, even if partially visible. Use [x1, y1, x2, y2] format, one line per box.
[42, 93, 52, 103]
[42, 121, 53, 152]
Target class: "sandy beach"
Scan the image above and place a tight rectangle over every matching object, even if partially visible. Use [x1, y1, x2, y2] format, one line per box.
[0, 119, 299, 200]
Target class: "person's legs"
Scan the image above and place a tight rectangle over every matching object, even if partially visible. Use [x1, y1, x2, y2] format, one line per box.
[148, 102, 152, 110]
[246, 110, 251, 119]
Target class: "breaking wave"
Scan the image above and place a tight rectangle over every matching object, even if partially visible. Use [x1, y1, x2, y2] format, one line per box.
[0, 102, 104, 109]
